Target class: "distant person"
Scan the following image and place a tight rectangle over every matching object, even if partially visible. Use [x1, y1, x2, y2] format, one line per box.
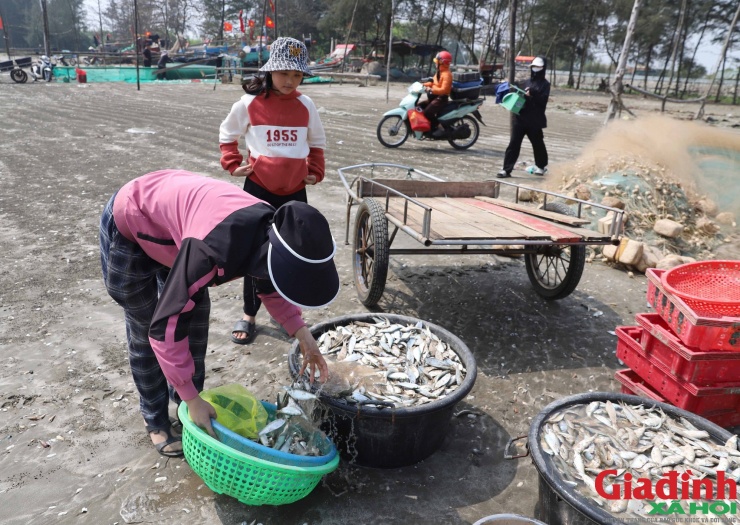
[420, 51, 453, 137]
[142, 44, 152, 67]
[99, 170, 338, 457]
[497, 56, 550, 178]
[219, 37, 327, 346]
[157, 51, 172, 70]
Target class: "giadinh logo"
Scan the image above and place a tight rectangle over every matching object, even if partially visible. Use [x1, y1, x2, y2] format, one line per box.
[596, 469, 739, 516]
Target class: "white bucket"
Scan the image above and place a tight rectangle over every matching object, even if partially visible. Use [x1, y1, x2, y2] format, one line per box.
[473, 514, 547, 525]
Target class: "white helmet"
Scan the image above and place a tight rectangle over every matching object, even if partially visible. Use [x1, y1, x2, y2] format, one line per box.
[41, 55, 49, 61]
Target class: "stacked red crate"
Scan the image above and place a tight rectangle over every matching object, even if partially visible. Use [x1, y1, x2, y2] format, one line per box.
[613, 262, 740, 428]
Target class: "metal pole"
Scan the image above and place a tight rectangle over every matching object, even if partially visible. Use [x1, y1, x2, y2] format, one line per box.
[507, 0, 517, 136]
[134, 0, 140, 90]
[97, 0, 104, 51]
[385, 0, 394, 103]
[40, 0, 51, 56]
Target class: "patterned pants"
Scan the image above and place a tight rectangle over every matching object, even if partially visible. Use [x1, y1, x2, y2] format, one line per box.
[99, 193, 209, 429]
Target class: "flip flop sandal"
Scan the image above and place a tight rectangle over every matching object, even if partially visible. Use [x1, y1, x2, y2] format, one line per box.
[231, 319, 256, 345]
[169, 416, 183, 434]
[146, 424, 184, 458]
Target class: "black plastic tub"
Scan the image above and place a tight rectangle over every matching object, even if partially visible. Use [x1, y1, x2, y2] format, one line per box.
[288, 313, 477, 469]
[529, 392, 734, 525]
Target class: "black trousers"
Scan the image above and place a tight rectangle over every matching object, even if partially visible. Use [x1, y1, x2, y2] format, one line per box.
[242, 178, 307, 316]
[422, 94, 449, 122]
[502, 119, 548, 173]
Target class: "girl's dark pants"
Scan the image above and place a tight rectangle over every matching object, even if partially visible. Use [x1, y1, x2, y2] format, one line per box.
[242, 178, 307, 316]
[99, 193, 208, 430]
[502, 119, 548, 173]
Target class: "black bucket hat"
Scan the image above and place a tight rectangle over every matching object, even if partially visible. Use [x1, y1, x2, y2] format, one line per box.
[267, 202, 339, 309]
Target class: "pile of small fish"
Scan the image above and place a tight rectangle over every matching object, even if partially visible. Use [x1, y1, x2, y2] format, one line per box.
[310, 318, 467, 408]
[255, 386, 329, 457]
[541, 400, 740, 520]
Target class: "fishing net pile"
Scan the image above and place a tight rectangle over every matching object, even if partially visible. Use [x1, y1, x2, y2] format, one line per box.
[549, 115, 740, 272]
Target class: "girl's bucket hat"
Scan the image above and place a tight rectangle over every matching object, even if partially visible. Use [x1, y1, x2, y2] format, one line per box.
[259, 37, 313, 76]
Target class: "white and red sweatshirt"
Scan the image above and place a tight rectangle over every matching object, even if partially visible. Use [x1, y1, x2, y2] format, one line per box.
[219, 90, 326, 196]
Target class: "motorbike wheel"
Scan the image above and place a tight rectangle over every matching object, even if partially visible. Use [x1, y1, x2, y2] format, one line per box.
[10, 69, 28, 83]
[67, 57, 77, 66]
[447, 115, 480, 150]
[377, 115, 410, 148]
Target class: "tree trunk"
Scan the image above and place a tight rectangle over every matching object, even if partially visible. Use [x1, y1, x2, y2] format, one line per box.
[605, 0, 643, 124]
[576, 6, 595, 90]
[665, 0, 687, 97]
[695, 1, 740, 118]
[642, 46, 651, 90]
[681, 5, 710, 98]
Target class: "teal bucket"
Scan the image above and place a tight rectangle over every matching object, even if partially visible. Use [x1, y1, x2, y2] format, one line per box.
[501, 91, 525, 114]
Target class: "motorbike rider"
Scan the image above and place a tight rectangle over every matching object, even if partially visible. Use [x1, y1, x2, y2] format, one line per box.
[420, 51, 453, 138]
[497, 56, 550, 178]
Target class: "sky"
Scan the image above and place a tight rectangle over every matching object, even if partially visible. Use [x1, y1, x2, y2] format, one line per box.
[81, 0, 730, 71]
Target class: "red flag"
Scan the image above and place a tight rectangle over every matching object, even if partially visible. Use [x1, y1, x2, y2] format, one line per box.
[239, 10, 245, 32]
[269, 0, 275, 12]
[265, 16, 274, 28]
[224, 21, 233, 32]
[0, 17, 4, 31]
[248, 19, 255, 28]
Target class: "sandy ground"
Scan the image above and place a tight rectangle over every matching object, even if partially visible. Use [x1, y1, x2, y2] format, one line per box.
[0, 76, 738, 525]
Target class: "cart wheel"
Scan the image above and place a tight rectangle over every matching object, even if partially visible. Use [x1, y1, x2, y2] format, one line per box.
[353, 198, 389, 307]
[10, 69, 28, 83]
[447, 115, 480, 150]
[525, 202, 586, 300]
[377, 115, 410, 148]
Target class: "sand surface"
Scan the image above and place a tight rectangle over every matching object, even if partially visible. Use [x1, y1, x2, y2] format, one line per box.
[0, 76, 738, 524]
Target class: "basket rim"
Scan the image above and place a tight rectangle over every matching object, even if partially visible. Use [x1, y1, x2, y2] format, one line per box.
[210, 401, 338, 465]
[177, 402, 340, 475]
[661, 260, 740, 306]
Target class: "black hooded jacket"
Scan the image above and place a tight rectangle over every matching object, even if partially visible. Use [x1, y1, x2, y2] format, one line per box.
[516, 64, 550, 129]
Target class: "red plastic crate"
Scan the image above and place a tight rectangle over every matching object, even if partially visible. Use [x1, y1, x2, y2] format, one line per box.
[615, 369, 740, 428]
[661, 260, 740, 318]
[635, 313, 740, 385]
[615, 329, 740, 414]
[646, 268, 740, 352]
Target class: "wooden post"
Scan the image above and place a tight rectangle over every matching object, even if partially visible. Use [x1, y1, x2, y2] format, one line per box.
[40, 0, 51, 56]
[508, 0, 517, 135]
[604, 0, 643, 125]
[0, 3, 12, 58]
[385, 0, 394, 103]
[134, 0, 140, 91]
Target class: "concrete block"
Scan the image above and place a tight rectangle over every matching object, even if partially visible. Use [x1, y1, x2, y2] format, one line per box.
[654, 219, 683, 238]
[602, 244, 618, 261]
[617, 239, 644, 266]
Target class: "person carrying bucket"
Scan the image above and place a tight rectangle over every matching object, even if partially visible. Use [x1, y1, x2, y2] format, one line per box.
[497, 56, 550, 178]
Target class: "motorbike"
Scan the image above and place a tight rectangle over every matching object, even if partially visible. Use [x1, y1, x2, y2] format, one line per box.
[30, 55, 54, 82]
[376, 81, 485, 150]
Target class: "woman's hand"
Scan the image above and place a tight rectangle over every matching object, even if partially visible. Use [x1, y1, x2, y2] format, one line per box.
[294, 325, 329, 383]
[304, 174, 317, 185]
[232, 163, 253, 177]
[185, 396, 217, 438]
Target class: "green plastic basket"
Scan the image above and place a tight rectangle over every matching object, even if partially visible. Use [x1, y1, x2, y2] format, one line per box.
[177, 402, 339, 506]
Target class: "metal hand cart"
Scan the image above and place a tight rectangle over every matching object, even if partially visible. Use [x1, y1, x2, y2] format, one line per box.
[338, 163, 625, 307]
[0, 57, 32, 83]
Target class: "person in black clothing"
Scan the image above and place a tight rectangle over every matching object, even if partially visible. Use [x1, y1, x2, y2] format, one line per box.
[143, 44, 152, 67]
[497, 56, 550, 178]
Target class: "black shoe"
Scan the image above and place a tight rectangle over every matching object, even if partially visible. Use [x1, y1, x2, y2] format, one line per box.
[496, 170, 511, 178]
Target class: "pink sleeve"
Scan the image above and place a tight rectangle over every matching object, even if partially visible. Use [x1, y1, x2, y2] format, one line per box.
[260, 292, 306, 336]
[149, 338, 200, 401]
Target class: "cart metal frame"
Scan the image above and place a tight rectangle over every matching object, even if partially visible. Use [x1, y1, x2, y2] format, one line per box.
[338, 162, 625, 306]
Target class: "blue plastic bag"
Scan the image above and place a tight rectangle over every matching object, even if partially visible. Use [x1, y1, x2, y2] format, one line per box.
[495, 81, 511, 104]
